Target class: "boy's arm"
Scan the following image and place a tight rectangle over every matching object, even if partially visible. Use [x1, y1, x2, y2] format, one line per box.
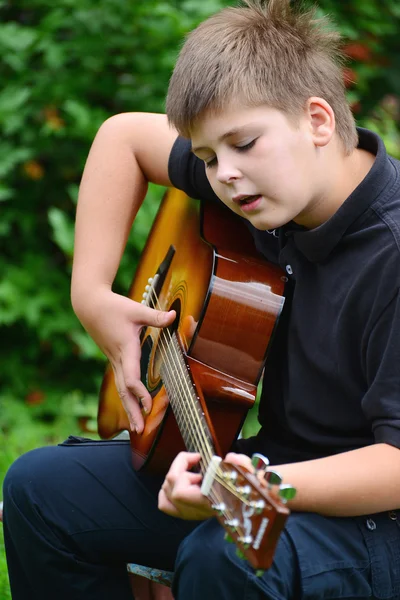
[71, 113, 179, 434]
[275, 442, 400, 516]
[158, 443, 400, 520]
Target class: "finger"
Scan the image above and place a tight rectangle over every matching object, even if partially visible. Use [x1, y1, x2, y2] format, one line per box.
[112, 366, 144, 433]
[169, 474, 212, 518]
[224, 452, 254, 472]
[122, 374, 151, 425]
[162, 470, 202, 500]
[133, 303, 176, 329]
[164, 455, 204, 505]
[170, 476, 205, 503]
[159, 473, 209, 518]
[168, 472, 203, 496]
[158, 489, 180, 517]
[119, 340, 153, 424]
[186, 472, 203, 485]
[166, 452, 202, 481]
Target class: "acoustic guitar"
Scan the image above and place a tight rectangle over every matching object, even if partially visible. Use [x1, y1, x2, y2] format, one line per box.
[98, 188, 294, 570]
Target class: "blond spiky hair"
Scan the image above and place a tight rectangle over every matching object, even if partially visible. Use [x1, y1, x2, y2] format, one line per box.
[166, 0, 357, 153]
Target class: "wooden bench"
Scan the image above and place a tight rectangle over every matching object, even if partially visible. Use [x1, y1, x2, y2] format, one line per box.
[128, 563, 174, 599]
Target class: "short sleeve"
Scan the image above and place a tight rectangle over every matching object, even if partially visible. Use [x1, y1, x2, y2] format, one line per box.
[362, 288, 400, 448]
[168, 136, 221, 204]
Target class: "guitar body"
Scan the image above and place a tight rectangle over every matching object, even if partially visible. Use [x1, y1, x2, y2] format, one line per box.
[98, 188, 285, 473]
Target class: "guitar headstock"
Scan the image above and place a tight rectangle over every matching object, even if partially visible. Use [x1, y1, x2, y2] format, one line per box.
[202, 457, 294, 571]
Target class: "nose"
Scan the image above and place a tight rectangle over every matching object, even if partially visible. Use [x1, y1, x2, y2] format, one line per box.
[216, 158, 241, 184]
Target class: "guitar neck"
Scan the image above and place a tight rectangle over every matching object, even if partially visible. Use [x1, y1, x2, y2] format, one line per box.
[160, 334, 293, 572]
[160, 331, 216, 470]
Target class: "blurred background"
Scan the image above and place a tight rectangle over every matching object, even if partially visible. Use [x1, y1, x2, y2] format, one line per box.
[0, 0, 399, 596]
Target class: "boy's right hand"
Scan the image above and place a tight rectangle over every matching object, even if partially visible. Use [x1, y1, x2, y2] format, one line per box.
[77, 287, 176, 433]
[71, 113, 179, 433]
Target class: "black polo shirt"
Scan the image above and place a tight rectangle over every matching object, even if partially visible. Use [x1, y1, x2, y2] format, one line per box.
[168, 128, 400, 465]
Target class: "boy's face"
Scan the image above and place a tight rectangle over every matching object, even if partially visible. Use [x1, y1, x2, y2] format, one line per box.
[190, 104, 326, 230]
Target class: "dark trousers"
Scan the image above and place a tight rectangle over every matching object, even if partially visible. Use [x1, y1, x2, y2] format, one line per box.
[3, 437, 400, 599]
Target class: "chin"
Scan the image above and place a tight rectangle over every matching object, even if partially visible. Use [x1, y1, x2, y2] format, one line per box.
[250, 216, 286, 231]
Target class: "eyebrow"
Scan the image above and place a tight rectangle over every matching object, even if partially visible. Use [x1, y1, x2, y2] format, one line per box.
[191, 126, 249, 154]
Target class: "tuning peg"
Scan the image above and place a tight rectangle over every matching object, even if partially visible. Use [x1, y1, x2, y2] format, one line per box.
[264, 469, 282, 487]
[251, 453, 270, 472]
[250, 499, 266, 514]
[278, 484, 297, 503]
[237, 535, 253, 548]
[236, 485, 252, 499]
[211, 502, 226, 516]
[224, 518, 240, 530]
[221, 470, 238, 482]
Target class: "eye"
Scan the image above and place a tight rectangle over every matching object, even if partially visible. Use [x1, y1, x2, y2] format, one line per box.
[235, 139, 256, 152]
[204, 156, 218, 169]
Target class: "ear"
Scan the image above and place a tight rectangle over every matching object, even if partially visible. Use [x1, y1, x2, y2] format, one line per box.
[305, 97, 335, 147]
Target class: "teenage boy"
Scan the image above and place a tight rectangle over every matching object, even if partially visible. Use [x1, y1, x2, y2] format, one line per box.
[3, 1, 400, 599]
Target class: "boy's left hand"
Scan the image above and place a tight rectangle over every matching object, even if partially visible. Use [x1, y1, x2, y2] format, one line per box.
[158, 452, 213, 520]
[158, 451, 254, 521]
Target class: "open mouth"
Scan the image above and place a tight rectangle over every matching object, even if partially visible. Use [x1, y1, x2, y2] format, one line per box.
[239, 195, 260, 206]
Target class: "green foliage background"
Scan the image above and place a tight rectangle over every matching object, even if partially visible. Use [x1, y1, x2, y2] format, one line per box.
[0, 0, 399, 597]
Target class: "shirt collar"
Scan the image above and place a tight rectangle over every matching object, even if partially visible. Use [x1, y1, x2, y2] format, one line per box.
[287, 128, 397, 263]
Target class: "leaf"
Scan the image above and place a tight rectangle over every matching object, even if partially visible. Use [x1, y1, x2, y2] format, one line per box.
[0, 185, 13, 202]
[0, 23, 38, 52]
[48, 207, 75, 258]
[0, 144, 32, 178]
[0, 87, 31, 118]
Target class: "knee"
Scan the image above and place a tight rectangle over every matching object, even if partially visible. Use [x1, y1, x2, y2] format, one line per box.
[3, 446, 58, 516]
[174, 519, 299, 600]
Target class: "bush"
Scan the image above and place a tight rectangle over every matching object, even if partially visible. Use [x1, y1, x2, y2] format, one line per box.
[0, 0, 234, 418]
[1, 0, 399, 427]
[0, 0, 399, 595]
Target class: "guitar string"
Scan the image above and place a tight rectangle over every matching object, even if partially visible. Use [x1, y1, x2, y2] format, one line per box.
[153, 322, 232, 502]
[144, 285, 218, 469]
[144, 296, 272, 565]
[146, 286, 239, 484]
[151, 322, 248, 535]
[156, 322, 278, 562]
[142, 287, 268, 549]
[144, 286, 248, 509]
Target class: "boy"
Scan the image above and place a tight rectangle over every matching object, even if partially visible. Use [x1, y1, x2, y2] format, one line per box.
[3, 1, 400, 599]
